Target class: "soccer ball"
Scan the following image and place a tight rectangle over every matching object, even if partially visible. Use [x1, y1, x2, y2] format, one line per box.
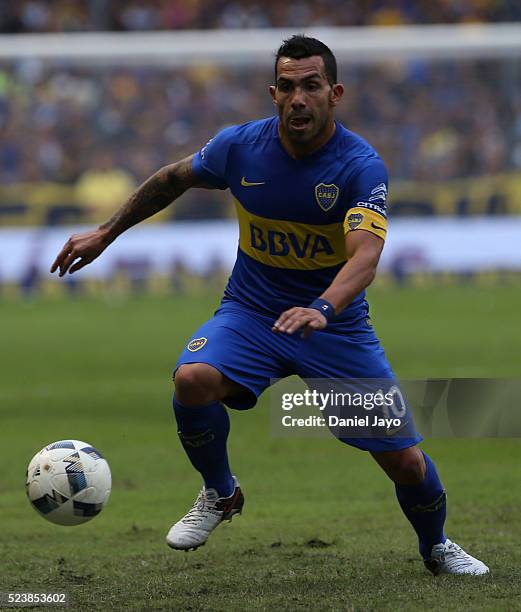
[25, 440, 112, 526]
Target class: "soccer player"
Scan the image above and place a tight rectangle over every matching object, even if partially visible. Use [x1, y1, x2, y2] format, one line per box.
[51, 36, 488, 575]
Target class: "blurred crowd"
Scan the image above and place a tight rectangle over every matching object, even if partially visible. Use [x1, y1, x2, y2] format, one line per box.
[1, 0, 521, 32]
[0, 57, 520, 219]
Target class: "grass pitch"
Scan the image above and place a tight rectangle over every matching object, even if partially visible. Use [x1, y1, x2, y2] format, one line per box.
[1, 285, 521, 610]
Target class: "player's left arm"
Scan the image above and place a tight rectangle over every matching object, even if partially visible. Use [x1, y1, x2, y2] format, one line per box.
[272, 231, 383, 337]
[321, 229, 383, 311]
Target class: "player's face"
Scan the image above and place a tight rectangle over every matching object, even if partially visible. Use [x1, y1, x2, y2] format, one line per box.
[270, 56, 343, 147]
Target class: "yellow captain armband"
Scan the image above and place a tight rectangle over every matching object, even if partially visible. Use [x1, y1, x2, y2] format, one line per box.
[343, 206, 388, 240]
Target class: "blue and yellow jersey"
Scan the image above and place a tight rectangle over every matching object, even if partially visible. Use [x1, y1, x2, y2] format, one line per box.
[192, 116, 388, 322]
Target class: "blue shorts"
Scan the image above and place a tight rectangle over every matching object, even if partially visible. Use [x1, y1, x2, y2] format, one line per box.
[175, 300, 422, 452]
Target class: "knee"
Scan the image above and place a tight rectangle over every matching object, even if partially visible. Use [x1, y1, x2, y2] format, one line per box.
[174, 363, 222, 407]
[373, 448, 426, 485]
[395, 453, 426, 485]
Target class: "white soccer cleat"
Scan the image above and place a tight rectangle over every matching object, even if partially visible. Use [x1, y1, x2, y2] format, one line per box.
[166, 477, 244, 551]
[425, 538, 490, 575]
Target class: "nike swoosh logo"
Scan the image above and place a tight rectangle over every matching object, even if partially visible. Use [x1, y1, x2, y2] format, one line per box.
[371, 222, 386, 231]
[386, 421, 410, 436]
[241, 177, 266, 187]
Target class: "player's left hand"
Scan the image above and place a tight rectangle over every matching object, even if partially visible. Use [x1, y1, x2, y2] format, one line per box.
[272, 307, 327, 339]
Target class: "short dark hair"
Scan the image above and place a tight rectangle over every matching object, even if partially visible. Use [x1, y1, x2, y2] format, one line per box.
[275, 35, 337, 85]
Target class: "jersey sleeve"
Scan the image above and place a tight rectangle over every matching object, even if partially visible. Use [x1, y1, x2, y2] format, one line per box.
[192, 125, 238, 190]
[343, 158, 389, 240]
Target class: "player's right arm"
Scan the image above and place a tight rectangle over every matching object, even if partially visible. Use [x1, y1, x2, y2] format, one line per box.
[51, 124, 236, 277]
[50, 154, 213, 277]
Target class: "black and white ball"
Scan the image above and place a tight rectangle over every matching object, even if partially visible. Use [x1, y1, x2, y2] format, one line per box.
[26, 440, 111, 526]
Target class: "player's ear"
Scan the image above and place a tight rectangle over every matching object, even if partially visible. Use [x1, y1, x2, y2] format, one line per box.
[330, 83, 344, 107]
[269, 85, 277, 105]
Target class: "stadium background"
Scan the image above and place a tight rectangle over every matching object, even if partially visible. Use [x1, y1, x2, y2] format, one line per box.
[1, 2, 521, 610]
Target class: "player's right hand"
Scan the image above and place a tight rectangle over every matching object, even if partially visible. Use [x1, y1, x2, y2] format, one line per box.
[50, 228, 114, 277]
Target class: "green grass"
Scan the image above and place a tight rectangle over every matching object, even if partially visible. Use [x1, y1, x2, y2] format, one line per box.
[1, 285, 521, 610]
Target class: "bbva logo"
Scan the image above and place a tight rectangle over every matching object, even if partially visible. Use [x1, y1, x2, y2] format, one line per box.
[249, 224, 334, 259]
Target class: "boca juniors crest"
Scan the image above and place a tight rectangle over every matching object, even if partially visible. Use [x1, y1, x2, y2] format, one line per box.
[187, 337, 208, 352]
[315, 183, 339, 211]
[347, 212, 364, 230]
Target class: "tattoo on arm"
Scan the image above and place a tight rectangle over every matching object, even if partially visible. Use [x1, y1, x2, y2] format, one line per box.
[99, 154, 208, 238]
